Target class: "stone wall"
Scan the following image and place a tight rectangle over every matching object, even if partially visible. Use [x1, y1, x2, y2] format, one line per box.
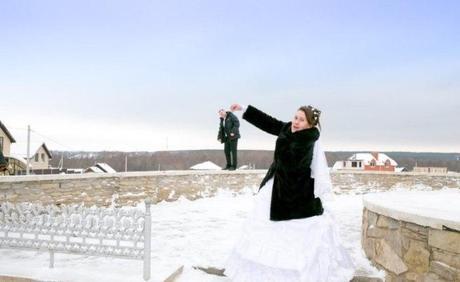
[0, 170, 266, 206]
[0, 170, 459, 207]
[332, 171, 460, 194]
[362, 208, 460, 281]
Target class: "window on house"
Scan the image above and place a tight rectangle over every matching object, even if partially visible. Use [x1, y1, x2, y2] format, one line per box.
[352, 161, 357, 168]
[34, 154, 39, 162]
[370, 160, 376, 166]
[0, 137, 3, 153]
[41, 153, 45, 162]
[358, 162, 362, 168]
[385, 159, 391, 166]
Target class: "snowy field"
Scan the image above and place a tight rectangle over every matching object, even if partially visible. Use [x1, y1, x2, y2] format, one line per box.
[1, 185, 458, 282]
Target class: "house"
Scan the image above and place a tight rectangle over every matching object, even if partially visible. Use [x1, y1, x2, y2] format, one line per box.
[413, 167, 448, 174]
[0, 120, 16, 156]
[332, 152, 398, 172]
[10, 142, 53, 172]
[29, 143, 53, 170]
[0, 121, 25, 175]
[1, 122, 54, 174]
[85, 163, 117, 173]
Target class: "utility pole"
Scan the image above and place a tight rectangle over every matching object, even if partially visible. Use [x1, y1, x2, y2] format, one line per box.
[58, 152, 64, 170]
[26, 125, 31, 175]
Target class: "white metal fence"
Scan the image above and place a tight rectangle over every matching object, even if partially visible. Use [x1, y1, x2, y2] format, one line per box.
[0, 200, 152, 281]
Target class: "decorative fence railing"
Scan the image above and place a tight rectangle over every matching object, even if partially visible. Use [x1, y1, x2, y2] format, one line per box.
[0, 199, 152, 281]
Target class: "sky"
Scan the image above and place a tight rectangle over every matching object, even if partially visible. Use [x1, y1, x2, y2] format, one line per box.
[1, 0, 459, 153]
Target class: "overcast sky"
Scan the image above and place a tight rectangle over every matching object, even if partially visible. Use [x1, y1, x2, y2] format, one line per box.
[1, 0, 459, 153]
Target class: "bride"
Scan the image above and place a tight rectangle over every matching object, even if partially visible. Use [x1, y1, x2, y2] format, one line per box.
[224, 104, 355, 282]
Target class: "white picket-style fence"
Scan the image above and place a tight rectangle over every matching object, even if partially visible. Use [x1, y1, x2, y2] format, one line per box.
[0, 200, 152, 281]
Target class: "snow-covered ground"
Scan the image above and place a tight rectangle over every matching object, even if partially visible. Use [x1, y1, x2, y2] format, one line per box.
[1, 186, 458, 282]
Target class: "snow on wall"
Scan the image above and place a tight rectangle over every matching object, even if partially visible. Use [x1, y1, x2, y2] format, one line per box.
[0, 171, 459, 207]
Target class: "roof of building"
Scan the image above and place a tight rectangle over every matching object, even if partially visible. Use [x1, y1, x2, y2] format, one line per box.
[85, 166, 105, 173]
[190, 161, 221, 170]
[95, 163, 117, 173]
[85, 163, 117, 173]
[40, 143, 52, 159]
[10, 142, 53, 159]
[0, 121, 16, 143]
[349, 153, 398, 166]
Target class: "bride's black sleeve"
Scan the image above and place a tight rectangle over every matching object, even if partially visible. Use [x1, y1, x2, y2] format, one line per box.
[242, 105, 286, 136]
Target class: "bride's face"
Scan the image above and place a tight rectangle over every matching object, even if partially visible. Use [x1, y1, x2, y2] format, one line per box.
[291, 110, 310, 133]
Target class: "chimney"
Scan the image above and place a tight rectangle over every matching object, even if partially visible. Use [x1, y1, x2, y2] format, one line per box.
[371, 152, 379, 160]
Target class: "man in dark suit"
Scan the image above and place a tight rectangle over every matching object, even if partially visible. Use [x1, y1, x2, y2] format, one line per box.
[217, 109, 240, 170]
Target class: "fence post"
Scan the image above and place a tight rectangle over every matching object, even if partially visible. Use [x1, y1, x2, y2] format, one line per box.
[143, 198, 151, 281]
[49, 249, 55, 268]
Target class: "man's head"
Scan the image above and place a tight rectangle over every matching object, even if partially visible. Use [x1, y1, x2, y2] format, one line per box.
[218, 109, 227, 118]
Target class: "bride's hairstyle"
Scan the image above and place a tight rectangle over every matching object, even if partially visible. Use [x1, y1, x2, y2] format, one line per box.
[298, 105, 321, 129]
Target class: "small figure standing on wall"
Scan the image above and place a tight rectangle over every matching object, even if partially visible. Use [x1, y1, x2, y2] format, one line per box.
[217, 109, 241, 170]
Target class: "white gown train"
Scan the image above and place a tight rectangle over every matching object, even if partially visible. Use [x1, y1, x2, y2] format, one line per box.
[224, 140, 355, 282]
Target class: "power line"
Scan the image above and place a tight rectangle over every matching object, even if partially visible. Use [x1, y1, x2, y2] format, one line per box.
[6, 124, 78, 153]
[30, 129, 76, 151]
[6, 126, 29, 131]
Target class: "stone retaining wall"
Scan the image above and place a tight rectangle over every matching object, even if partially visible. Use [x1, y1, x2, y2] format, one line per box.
[362, 208, 460, 281]
[0, 171, 266, 206]
[0, 170, 459, 207]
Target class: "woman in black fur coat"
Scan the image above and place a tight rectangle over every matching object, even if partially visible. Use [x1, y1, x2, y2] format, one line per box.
[224, 104, 354, 282]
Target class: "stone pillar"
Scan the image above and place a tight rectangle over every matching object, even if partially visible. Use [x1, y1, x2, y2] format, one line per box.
[362, 208, 460, 281]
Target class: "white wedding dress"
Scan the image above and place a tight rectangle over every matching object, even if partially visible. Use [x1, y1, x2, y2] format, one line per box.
[224, 140, 355, 282]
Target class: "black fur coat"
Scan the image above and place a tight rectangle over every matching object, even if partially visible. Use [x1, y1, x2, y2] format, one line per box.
[243, 105, 324, 221]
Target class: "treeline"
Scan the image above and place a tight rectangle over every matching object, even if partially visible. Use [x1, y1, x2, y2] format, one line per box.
[50, 150, 274, 172]
[50, 150, 460, 172]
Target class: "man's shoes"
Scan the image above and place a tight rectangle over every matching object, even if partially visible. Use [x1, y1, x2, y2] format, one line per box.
[228, 167, 236, 171]
[222, 166, 230, 170]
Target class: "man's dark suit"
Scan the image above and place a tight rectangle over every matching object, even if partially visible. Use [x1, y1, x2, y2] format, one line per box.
[217, 111, 240, 170]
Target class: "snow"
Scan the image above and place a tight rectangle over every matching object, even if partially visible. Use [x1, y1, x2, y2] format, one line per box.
[3, 155, 28, 165]
[332, 160, 344, 170]
[364, 189, 460, 231]
[96, 163, 117, 173]
[349, 153, 397, 166]
[85, 166, 104, 173]
[394, 167, 405, 172]
[83, 163, 117, 173]
[190, 161, 221, 170]
[0, 186, 395, 281]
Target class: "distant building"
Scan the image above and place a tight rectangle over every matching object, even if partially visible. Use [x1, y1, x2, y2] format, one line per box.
[85, 163, 117, 173]
[9, 142, 53, 174]
[413, 167, 448, 174]
[66, 168, 84, 174]
[28, 143, 52, 170]
[0, 121, 21, 175]
[1, 122, 58, 175]
[0, 120, 16, 156]
[332, 152, 398, 172]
